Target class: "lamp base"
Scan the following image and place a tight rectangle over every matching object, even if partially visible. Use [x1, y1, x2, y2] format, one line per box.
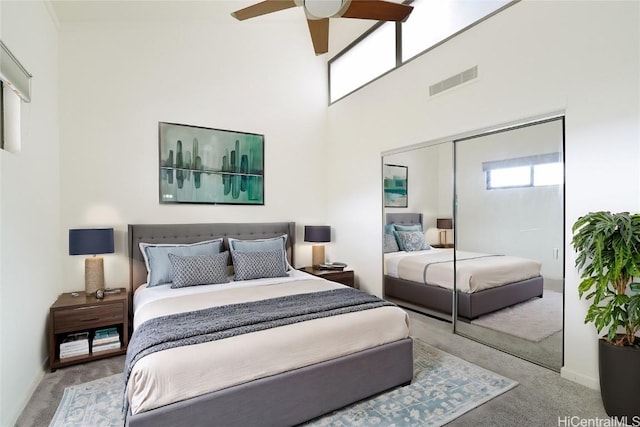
[312, 245, 325, 268]
[438, 230, 447, 245]
[85, 256, 105, 295]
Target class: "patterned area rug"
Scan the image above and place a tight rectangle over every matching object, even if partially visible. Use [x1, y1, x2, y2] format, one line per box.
[470, 290, 563, 342]
[49, 339, 517, 427]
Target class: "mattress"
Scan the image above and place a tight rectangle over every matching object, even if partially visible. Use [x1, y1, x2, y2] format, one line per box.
[127, 270, 410, 415]
[384, 248, 541, 293]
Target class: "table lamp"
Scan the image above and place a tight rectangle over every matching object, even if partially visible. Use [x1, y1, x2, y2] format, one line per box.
[69, 228, 114, 295]
[436, 218, 453, 246]
[304, 225, 331, 267]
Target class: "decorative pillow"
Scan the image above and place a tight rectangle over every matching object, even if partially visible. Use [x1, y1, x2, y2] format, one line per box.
[228, 235, 290, 271]
[384, 233, 400, 253]
[393, 223, 422, 232]
[168, 252, 230, 288]
[231, 250, 288, 281]
[395, 230, 429, 252]
[139, 239, 223, 287]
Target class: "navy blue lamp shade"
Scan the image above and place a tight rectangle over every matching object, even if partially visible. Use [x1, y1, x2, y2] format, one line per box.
[304, 225, 331, 267]
[304, 225, 331, 243]
[69, 228, 114, 255]
[69, 228, 114, 295]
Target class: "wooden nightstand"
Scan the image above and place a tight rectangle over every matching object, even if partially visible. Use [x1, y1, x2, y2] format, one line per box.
[48, 289, 129, 371]
[300, 267, 356, 288]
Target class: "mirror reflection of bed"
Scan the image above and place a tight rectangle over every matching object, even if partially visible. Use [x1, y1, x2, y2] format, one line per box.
[382, 117, 564, 372]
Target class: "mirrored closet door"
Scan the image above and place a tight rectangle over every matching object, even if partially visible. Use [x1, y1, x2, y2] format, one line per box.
[382, 142, 455, 320]
[453, 117, 565, 371]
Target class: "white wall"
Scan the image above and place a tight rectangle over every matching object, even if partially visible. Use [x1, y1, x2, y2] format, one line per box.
[384, 142, 453, 244]
[455, 119, 564, 280]
[0, 1, 60, 425]
[58, 17, 329, 290]
[326, 0, 639, 390]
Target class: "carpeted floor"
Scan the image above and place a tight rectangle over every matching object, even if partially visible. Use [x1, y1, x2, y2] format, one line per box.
[458, 289, 563, 371]
[48, 339, 517, 427]
[16, 309, 607, 427]
[470, 291, 563, 342]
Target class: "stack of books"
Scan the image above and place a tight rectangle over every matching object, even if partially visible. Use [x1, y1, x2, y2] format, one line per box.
[59, 332, 89, 359]
[92, 327, 121, 353]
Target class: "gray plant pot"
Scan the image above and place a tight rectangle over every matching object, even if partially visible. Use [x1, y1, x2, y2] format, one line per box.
[598, 338, 640, 418]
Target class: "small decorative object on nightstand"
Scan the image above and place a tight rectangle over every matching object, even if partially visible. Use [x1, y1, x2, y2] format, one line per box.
[48, 288, 128, 371]
[300, 266, 356, 288]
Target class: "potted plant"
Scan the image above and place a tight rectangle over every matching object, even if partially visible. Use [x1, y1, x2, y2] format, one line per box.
[572, 211, 640, 418]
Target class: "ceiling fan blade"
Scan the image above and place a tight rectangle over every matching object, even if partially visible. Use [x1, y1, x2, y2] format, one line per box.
[307, 18, 329, 55]
[341, 0, 413, 22]
[231, 0, 297, 21]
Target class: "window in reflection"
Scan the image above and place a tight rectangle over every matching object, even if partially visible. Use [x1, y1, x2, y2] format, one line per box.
[484, 152, 563, 189]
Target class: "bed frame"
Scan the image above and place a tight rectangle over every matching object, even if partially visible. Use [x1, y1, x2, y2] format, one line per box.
[126, 222, 413, 427]
[383, 213, 543, 320]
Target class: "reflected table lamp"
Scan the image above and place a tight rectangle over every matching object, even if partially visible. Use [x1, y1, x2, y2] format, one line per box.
[304, 225, 331, 268]
[436, 218, 453, 246]
[69, 228, 114, 295]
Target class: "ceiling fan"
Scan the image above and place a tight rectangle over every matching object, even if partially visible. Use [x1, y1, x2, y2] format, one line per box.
[231, 0, 414, 55]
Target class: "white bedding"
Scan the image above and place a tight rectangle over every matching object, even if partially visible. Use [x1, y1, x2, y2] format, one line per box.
[127, 271, 410, 415]
[384, 249, 541, 293]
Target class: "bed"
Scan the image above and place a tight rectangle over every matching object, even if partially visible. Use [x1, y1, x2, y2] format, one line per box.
[125, 222, 413, 427]
[383, 213, 543, 320]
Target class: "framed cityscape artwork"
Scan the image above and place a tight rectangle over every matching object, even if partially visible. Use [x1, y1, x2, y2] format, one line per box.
[383, 164, 408, 207]
[159, 122, 264, 205]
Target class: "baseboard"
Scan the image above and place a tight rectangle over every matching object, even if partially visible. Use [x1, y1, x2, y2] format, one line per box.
[560, 366, 599, 390]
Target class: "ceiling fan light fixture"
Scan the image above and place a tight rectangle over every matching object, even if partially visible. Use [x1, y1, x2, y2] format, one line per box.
[304, 0, 345, 18]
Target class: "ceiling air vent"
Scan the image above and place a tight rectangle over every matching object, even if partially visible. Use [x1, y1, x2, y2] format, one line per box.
[429, 66, 478, 96]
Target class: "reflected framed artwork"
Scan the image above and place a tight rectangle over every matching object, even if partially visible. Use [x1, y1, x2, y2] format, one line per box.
[383, 164, 408, 207]
[159, 122, 264, 205]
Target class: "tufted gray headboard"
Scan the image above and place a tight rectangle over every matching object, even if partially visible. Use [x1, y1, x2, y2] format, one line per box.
[128, 222, 295, 294]
[385, 213, 423, 227]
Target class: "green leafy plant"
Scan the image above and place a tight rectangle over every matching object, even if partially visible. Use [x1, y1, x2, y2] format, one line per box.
[572, 211, 640, 346]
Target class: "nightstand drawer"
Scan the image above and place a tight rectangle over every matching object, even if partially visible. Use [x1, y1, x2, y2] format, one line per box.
[299, 267, 356, 288]
[54, 302, 124, 333]
[324, 271, 355, 287]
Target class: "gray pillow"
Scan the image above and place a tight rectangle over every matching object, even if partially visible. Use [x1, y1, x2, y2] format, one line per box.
[231, 250, 287, 281]
[168, 251, 230, 288]
[140, 239, 223, 287]
[384, 233, 400, 253]
[395, 230, 430, 252]
[228, 235, 290, 271]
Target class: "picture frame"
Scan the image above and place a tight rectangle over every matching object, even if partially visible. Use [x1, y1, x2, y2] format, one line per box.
[383, 164, 408, 207]
[159, 122, 264, 205]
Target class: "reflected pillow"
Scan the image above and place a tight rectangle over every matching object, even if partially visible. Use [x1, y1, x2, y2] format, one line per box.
[393, 223, 422, 232]
[231, 250, 288, 281]
[395, 230, 430, 252]
[140, 239, 223, 287]
[168, 252, 230, 288]
[228, 235, 290, 271]
[384, 233, 400, 253]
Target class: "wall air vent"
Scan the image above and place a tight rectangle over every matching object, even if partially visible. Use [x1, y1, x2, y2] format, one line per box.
[429, 66, 478, 96]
